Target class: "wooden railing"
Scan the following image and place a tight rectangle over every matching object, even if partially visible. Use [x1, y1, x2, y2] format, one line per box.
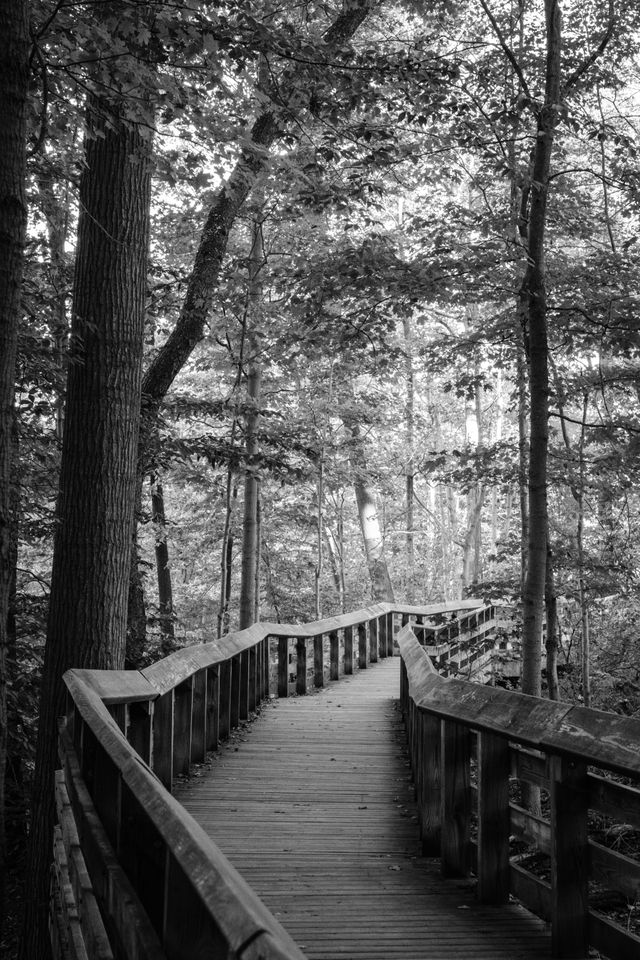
[53, 599, 482, 960]
[398, 624, 640, 960]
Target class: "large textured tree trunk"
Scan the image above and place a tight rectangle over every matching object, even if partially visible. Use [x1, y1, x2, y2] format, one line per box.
[520, 0, 561, 699]
[0, 0, 28, 939]
[19, 91, 152, 959]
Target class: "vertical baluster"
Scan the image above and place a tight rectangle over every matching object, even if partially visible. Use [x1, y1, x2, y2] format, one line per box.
[173, 677, 193, 777]
[344, 625, 354, 675]
[378, 615, 387, 659]
[417, 712, 441, 855]
[358, 622, 367, 669]
[128, 700, 152, 765]
[218, 660, 232, 741]
[550, 755, 589, 958]
[278, 637, 289, 697]
[296, 638, 307, 694]
[239, 650, 249, 721]
[387, 611, 395, 655]
[313, 634, 324, 688]
[440, 719, 471, 877]
[249, 644, 258, 712]
[329, 630, 339, 680]
[152, 690, 174, 789]
[191, 670, 207, 763]
[231, 654, 241, 728]
[205, 667, 219, 751]
[477, 731, 510, 903]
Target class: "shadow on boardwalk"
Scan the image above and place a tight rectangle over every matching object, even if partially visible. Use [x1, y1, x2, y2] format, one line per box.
[175, 657, 553, 960]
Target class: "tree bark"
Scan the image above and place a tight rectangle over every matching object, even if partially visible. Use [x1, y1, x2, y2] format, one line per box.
[20, 91, 152, 959]
[520, 0, 562, 699]
[0, 0, 28, 939]
[151, 476, 175, 645]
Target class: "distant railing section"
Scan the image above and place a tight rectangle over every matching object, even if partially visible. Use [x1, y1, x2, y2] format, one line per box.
[398, 624, 640, 960]
[52, 599, 483, 960]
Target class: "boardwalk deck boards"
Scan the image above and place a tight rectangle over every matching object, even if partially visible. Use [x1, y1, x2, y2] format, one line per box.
[176, 657, 554, 960]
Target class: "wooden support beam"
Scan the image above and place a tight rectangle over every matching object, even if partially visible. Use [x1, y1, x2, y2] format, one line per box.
[313, 634, 324, 688]
[218, 660, 232, 741]
[173, 677, 193, 778]
[296, 638, 307, 695]
[278, 637, 289, 697]
[419, 712, 441, 856]
[550, 755, 589, 958]
[358, 623, 367, 669]
[477, 731, 510, 903]
[440, 720, 471, 877]
[191, 670, 207, 763]
[152, 691, 174, 790]
[343, 625, 353, 675]
[329, 630, 339, 680]
[205, 667, 219, 751]
[127, 700, 152, 766]
[369, 618, 379, 664]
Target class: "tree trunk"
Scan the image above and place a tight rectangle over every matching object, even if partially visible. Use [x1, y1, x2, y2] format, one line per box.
[151, 476, 175, 645]
[239, 215, 264, 630]
[545, 540, 560, 700]
[403, 318, 415, 588]
[20, 89, 152, 960]
[0, 0, 28, 939]
[520, 0, 561, 699]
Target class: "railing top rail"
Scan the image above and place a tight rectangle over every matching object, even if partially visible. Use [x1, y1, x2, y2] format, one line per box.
[397, 624, 640, 779]
[66, 600, 483, 702]
[64, 668, 306, 959]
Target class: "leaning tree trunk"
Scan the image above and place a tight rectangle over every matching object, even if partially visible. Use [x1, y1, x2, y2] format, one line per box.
[520, 0, 561, 699]
[19, 92, 152, 960]
[0, 0, 28, 939]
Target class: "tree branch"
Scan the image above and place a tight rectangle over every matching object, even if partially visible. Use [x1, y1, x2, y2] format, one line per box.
[479, 0, 532, 103]
[563, 0, 616, 94]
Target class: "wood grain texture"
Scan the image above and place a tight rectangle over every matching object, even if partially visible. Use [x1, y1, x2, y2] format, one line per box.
[176, 657, 553, 960]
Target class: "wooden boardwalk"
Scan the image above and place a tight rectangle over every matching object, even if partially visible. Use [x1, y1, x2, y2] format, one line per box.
[175, 656, 554, 960]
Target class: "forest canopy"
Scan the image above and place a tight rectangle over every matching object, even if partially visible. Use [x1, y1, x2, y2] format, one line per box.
[2, 0, 640, 956]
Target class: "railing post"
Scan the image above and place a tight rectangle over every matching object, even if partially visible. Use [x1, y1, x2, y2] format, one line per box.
[378, 615, 387, 659]
[296, 638, 307, 695]
[249, 645, 258, 713]
[152, 691, 174, 789]
[173, 677, 193, 777]
[313, 634, 324, 688]
[231, 654, 241, 727]
[477, 731, 510, 903]
[191, 670, 207, 763]
[205, 667, 219, 751]
[440, 719, 471, 877]
[329, 630, 339, 680]
[369, 619, 378, 664]
[387, 611, 395, 655]
[358, 622, 367, 669]
[550, 755, 589, 958]
[128, 701, 152, 765]
[419, 712, 441, 856]
[278, 637, 289, 697]
[218, 660, 232, 741]
[239, 649, 250, 721]
[344, 625, 354, 674]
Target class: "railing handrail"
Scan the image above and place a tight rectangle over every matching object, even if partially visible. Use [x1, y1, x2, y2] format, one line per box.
[56, 599, 484, 960]
[397, 623, 640, 960]
[397, 623, 640, 777]
[65, 599, 484, 703]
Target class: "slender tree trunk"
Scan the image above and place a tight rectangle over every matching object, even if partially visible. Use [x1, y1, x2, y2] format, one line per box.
[0, 0, 28, 939]
[520, 0, 562, 699]
[545, 540, 560, 700]
[315, 462, 324, 620]
[20, 88, 152, 960]
[403, 318, 415, 590]
[239, 215, 264, 630]
[151, 476, 175, 645]
[218, 464, 237, 638]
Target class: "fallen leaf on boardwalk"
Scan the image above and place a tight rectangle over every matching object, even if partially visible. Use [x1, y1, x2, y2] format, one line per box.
[358, 805, 368, 810]
[388, 865, 401, 871]
[457, 905, 470, 910]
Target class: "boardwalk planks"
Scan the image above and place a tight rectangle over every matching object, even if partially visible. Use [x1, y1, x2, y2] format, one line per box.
[176, 658, 554, 960]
